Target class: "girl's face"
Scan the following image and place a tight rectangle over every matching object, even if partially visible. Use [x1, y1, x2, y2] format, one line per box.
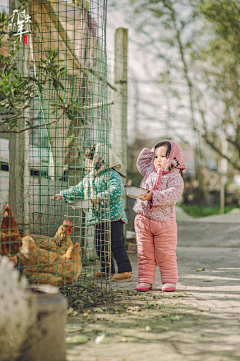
[154, 145, 169, 170]
[85, 158, 93, 172]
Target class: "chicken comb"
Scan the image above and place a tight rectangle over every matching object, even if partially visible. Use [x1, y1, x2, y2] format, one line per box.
[63, 220, 73, 227]
[4, 204, 11, 217]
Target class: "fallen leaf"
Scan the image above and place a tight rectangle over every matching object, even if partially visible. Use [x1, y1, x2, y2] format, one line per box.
[121, 337, 128, 342]
[67, 307, 74, 315]
[196, 268, 205, 272]
[93, 307, 104, 313]
[163, 315, 182, 321]
[65, 324, 83, 333]
[66, 335, 89, 344]
[95, 334, 106, 344]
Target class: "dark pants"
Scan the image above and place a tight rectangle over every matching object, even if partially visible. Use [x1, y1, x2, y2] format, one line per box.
[95, 220, 132, 274]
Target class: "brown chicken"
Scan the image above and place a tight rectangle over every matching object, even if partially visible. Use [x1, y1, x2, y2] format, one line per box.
[0, 204, 21, 266]
[28, 220, 73, 256]
[20, 235, 82, 286]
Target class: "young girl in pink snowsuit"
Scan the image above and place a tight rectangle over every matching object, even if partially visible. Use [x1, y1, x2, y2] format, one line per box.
[133, 140, 186, 292]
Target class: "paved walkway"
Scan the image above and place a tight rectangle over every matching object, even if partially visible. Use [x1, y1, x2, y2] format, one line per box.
[66, 214, 240, 361]
[191, 212, 240, 223]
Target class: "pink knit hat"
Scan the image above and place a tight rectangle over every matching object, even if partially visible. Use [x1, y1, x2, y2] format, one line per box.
[152, 140, 186, 190]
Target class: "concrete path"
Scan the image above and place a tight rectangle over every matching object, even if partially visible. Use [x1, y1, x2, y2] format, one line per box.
[66, 214, 240, 361]
[177, 212, 240, 248]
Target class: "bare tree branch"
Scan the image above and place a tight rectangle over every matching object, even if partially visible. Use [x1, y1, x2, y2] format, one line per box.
[0, 114, 64, 134]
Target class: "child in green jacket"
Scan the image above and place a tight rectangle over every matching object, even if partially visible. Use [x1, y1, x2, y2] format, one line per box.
[52, 144, 132, 282]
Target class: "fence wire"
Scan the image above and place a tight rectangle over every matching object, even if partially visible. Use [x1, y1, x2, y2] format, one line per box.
[0, 0, 113, 308]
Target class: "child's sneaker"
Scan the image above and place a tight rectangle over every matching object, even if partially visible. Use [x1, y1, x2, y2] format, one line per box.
[162, 283, 176, 292]
[135, 283, 152, 292]
[111, 272, 132, 282]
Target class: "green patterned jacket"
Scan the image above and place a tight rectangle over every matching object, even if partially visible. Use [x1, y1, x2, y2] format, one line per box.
[60, 169, 128, 226]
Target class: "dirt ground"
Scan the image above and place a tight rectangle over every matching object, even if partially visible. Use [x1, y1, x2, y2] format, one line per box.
[65, 217, 240, 361]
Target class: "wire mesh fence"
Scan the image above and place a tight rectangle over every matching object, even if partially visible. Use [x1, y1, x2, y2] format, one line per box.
[0, 0, 115, 308]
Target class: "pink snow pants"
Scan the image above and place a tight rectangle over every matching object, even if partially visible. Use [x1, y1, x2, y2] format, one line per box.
[134, 214, 178, 285]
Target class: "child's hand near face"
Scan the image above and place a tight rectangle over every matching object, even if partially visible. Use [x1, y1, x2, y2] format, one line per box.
[51, 195, 63, 201]
[140, 189, 152, 201]
[91, 196, 101, 204]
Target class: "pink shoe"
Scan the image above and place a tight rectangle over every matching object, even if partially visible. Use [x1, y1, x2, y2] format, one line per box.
[162, 283, 176, 292]
[135, 283, 152, 292]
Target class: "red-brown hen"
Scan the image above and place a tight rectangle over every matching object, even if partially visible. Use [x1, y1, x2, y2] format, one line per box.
[0, 204, 21, 266]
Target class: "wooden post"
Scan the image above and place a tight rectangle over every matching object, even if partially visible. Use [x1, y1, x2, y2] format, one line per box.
[112, 28, 128, 178]
[132, 76, 139, 141]
[111, 28, 128, 244]
[220, 135, 228, 214]
[9, 0, 30, 231]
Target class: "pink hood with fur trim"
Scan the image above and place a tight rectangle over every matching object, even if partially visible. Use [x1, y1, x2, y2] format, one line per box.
[152, 140, 186, 190]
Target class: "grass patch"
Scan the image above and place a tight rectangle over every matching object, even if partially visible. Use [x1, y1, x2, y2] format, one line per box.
[180, 205, 240, 218]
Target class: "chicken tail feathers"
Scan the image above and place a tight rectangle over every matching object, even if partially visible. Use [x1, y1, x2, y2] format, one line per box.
[20, 236, 37, 257]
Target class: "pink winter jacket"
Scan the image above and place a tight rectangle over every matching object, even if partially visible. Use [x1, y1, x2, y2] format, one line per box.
[133, 148, 184, 222]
